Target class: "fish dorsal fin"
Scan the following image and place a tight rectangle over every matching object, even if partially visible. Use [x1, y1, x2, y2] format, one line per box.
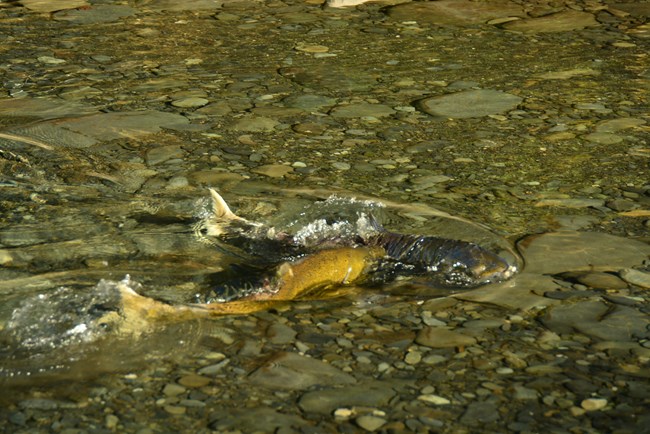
[209, 188, 242, 221]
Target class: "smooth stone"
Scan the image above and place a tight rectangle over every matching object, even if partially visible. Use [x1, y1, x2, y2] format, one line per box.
[166, 176, 189, 189]
[196, 101, 232, 116]
[282, 94, 337, 111]
[298, 382, 396, 414]
[581, 398, 608, 411]
[356, 415, 386, 432]
[612, 3, 650, 18]
[404, 351, 421, 365]
[459, 401, 500, 425]
[0, 97, 97, 118]
[105, 415, 119, 430]
[144, 0, 222, 11]
[551, 215, 600, 231]
[197, 360, 230, 376]
[502, 11, 598, 33]
[19, 399, 61, 410]
[619, 268, 650, 288]
[171, 97, 209, 108]
[453, 274, 560, 311]
[248, 352, 356, 391]
[37, 56, 66, 64]
[582, 132, 624, 145]
[513, 385, 538, 400]
[595, 117, 646, 132]
[6, 122, 98, 149]
[231, 116, 279, 132]
[177, 374, 211, 388]
[417, 89, 522, 119]
[329, 103, 396, 118]
[209, 407, 308, 431]
[53, 4, 137, 23]
[534, 198, 605, 208]
[180, 399, 206, 408]
[387, 0, 525, 26]
[251, 107, 303, 117]
[540, 300, 649, 341]
[536, 68, 600, 80]
[281, 66, 378, 92]
[575, 272, 628, 289]
[293, 122, 328, 135]
[252, 164, 293, 178]
[188, 171, 244, 185]
[20, 0, 88, 12]
[164, 405, 186, 415]
[162, 383, 187, 397]
[59, 111, 190, 140]
[518, 231, 650, 274]
[332, 162, 351, 170]
[146, 145, 184, 166]
[415, 327, 477, 348]
[606, 199, 637, 212]
[418, 394, 451, 405]
[526, 365, 564, 375]
[295, 43, 329, 53]
[267, 323, 297, 345]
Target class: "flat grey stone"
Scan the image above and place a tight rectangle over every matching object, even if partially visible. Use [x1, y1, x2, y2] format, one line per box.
[595, 117, 646, 133]
[19, 0, 88, 13]
[58, 111, 190, 140]
[619, 268, 650, 288]
[171, 97, 209, 108]
[0, 97, 97, 118]
[460, 401, 500, 425]
[5, 123, 97, 149]
[415, 327, 477, 348]
[330, 103, 395, 118]
[540, 301, 650, 341]
[209, 407, 309, 431]
[231, 116, 279, 132]
[53, 4, 137, 23]
[356, 415, 386, 432]
[502, 11, 598, 33]
[453, 273, 560, 311]
[518, 231, 650, 274]
[143, 0, 221, 11]
[583, 132, 624, 145]
[267, 323, 297, 345]
[282, 94, 337, 111]
[298, 382, 396, 414]
[388, 0, 525, 26]
[534, 198, 605, 208]
[417, 89, 522, 118]
[248, 352, 356, 390]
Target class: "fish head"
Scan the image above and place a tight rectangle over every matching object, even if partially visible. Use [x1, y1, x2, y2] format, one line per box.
[439, 244, 517, 287]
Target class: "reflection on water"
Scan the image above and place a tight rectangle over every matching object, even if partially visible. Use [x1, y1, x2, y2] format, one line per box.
[0, 185, 519, 387]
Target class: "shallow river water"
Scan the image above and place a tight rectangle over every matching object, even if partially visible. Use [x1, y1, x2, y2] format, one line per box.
[0, 0, 649, 433]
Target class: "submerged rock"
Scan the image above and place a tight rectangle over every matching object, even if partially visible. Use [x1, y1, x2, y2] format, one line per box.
[518, 231, 650, 274]
[248, 352, 356, 390]
[416, 89, 522, 119]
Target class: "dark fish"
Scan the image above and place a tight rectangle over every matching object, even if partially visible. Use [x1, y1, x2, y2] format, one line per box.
[366, 231, 515, 287]
[202, 189, 517, 298]
[360, 214, 516, 287]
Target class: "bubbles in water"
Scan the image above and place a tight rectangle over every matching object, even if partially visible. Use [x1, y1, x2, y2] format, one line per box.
[5, 276, 142, 351]
[281, 196, 384, 247]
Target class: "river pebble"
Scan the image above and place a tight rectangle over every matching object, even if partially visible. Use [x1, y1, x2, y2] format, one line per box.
[417, 89, 522, 119]
[619, 268, 650, 288]
[415, 327, 477, 348]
